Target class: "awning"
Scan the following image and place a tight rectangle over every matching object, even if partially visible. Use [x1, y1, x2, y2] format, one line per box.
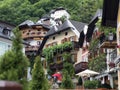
[95, 73, 109, 79]
[76, 69, 99, 77]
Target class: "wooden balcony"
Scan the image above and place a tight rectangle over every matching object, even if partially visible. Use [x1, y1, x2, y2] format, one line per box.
[75, 62, 88, 74]
[22, 32, 45, 39]
[99, 33, 117, 48]
[25, 46, 39, 52]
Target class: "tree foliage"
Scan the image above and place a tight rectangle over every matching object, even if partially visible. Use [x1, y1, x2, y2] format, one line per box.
[30, 56, 50, 90]
[0, 27, 29, 90]
[0, 0, 103, 25]
[62, 53, 75, 77]
[61, 69, 74, 89]
[88, 54, 106, 73]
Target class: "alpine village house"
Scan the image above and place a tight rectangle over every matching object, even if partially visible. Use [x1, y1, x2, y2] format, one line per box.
[37, 7, 88, 74]
[0, 20, 15, 56]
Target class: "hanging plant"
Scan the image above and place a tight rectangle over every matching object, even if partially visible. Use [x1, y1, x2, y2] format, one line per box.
[96, 19, 116, 36]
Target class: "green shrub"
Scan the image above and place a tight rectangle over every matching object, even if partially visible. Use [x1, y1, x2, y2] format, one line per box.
[60, 69, 75, 89]
[77, 77, 83, 85]
[84, 80, 101, 89]
[101, 83, 112, 89]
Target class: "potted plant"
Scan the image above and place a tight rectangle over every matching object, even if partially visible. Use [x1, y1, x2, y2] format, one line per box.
[96, 19, 116, 36]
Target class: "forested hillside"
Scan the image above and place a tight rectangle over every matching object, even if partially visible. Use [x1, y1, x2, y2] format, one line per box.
[0, 0, 103, 25]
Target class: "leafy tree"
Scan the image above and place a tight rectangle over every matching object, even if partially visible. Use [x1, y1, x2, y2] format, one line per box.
[60, 69, 74, 89]
[62, 53, 75, 77]
[88, 54, 106, 73]
[63, 62, 75, 77]
[0, 27, 29, 90]
[0, 0, 103, 25]
[30, 56, 50, 90]
[78, 77, 83, 86]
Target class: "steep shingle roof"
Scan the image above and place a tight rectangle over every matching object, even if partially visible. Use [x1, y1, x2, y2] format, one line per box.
[89, 9, 102, 24]
[86, 9, 102, 42]
[45, 20, 86, 37]
[19, 20, 34, 26]
[37, 20, 87, 55]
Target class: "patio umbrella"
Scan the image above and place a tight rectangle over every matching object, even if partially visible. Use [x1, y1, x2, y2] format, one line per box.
[76, 69, 99, 77]
[0, 80, 22, 90]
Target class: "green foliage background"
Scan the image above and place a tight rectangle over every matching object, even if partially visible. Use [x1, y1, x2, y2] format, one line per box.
[30, 56, 50, 90]
[61, 69, 74, 89]
[0, 27, 29, 90]
[0, 0, 103, 25]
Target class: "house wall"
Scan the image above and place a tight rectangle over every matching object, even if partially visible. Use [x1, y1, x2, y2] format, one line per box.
[117, 2, 120, 90]
[45, 30, 78, 45]
[0, 38, 12, 56]
[0, 37, 26, 56]
[44, 29, 82, 63]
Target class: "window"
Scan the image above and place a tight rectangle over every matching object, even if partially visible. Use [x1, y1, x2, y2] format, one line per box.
[69, 36, 76, 41]
[37, 32, 41, 35]
[71, 54, 77, 62]
[37, 41, 41, 45]
[61, 38, 67, 43]
[43, 31, 46, 34]
[53, 36, 55, 40]
[65, 32, 68, 36]
[52, 42, 57, 46]
[3, 29, 10, 36]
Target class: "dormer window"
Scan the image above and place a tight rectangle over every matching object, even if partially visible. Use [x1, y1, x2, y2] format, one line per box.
[65, 32, 68, 36]
[53, 36, 55, 40]
[37, 41, 41, 45]
[3, 29, 10, 36]
[69, 36, 76, 41]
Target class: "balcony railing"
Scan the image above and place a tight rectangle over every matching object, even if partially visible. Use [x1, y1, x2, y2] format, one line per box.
[108, 49, 117, 68]
[22, 32, 45, 39]
[75, 62, 88, 74]
[25, 46, 39, 51]
[99, 33, 117, 48]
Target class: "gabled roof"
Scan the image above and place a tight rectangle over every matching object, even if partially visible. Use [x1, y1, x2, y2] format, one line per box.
[45, 20, 86, 37]
[0, 20, 16, 27]
[37, 20, 86, 55]
[50, 7, 65, 14]
[89, 9, 102, 24]
[19, 20, 34, 26]
[86, 9, 102, 42]
[19, 21, 50, 30]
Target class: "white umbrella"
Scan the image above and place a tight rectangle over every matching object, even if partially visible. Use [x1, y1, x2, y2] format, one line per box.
[76, 69, 99, 77]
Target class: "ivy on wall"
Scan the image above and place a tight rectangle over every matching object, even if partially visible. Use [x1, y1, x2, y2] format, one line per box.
[42, 42, 73, 63]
